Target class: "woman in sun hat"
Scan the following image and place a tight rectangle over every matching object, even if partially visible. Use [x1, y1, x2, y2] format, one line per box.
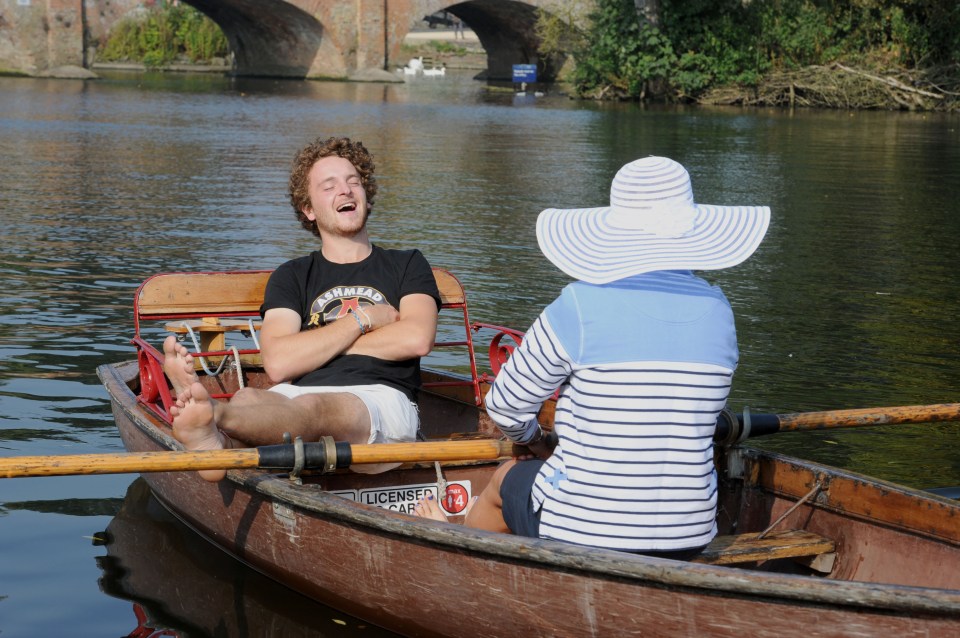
[416, 156, 769, 557]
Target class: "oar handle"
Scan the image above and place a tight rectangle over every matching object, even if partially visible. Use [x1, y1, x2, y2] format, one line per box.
[257, 438, 516, 471]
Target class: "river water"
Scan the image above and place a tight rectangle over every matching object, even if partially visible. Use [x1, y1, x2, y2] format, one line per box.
[1, 69, 959, 636]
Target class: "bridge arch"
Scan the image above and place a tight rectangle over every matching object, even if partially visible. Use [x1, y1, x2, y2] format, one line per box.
[170, 0, 582, 80]
[412, 0, 571, 81]
[185, 0, 346, 78]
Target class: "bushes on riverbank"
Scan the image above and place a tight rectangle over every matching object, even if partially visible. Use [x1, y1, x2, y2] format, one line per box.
[98, 2, 229, 67]
[540, 0, 960, 110]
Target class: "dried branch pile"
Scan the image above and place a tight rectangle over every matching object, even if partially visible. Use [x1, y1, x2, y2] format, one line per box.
[702, 63, 960, 111]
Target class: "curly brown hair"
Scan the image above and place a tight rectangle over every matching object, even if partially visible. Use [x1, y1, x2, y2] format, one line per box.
[288, 136, 378, 237]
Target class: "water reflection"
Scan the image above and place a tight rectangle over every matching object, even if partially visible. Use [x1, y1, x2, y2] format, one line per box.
[95, 480, 397, 637]
[2, 496, 122, 517]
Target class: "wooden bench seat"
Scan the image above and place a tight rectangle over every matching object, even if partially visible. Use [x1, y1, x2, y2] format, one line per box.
[164, 318, 263, 353]
[694, 529, 836, 571]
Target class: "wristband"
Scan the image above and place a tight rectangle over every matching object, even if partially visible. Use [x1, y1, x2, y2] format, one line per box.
[356, 305, 372, 330]
[526, 425, 544, 445]
[350, 310, 366, 334]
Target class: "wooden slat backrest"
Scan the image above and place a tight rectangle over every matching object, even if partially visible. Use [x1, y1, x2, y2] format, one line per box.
[137, 269, 464, 319]
[137, 271, 271, 317]
[433, 268, 465, 307]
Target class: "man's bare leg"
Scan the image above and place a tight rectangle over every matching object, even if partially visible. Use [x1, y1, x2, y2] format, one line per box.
[170, 381, 236, 482]
[162, 335, 198, 396]
[216, 391, 372, 447]
[170, 384, 373, 480]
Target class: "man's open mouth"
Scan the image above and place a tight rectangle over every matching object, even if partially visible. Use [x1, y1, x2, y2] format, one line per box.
[337, 202, 357, 212]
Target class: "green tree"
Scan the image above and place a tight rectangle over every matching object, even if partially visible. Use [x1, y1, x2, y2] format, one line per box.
[99, 2, 229, 67]
[570, 0, 677, 99]
[545, 0, 960, 104]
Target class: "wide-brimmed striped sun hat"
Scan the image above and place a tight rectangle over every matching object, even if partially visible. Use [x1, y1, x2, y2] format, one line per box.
[536, 156, 770, 284]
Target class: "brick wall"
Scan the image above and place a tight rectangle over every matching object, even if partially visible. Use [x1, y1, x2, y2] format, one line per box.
[0, 0, 138, 76]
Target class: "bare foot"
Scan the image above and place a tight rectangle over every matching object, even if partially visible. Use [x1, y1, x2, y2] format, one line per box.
[413, 493, 448, 521]
[163, 335, 198, 396]
[170, 381, 228, 482]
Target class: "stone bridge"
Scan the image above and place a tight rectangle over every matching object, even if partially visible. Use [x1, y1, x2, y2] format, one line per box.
[0, 0, 592, 81]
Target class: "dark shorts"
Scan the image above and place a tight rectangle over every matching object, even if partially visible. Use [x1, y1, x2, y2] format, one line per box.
[500, 459, 544, 538]
[500, 459, 707, 560]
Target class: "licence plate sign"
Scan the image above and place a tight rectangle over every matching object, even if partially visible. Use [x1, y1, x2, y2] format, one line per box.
[332, 481, 472, 516]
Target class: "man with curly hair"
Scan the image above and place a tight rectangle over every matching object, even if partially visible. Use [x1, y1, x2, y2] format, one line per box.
[163, 136, 441, 480]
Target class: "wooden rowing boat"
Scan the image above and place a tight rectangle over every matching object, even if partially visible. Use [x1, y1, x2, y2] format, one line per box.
[95, 270, 960, 637]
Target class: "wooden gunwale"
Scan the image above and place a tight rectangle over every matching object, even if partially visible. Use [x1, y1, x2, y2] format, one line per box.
[745, 448, 960, 544]
[98, 359, 960, 619]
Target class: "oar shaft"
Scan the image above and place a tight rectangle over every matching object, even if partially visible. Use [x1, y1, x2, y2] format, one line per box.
[775, 403, 960, 432]
[0, 439, 517, 479]
[0, 449, 261, 478]
[349, 439, 514, 465]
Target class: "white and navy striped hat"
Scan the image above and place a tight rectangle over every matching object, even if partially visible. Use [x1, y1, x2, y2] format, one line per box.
[536, 156, 770, 284]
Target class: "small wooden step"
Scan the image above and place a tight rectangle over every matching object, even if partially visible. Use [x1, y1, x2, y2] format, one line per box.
[164, 318, 262, 356]
[164, 318, 262, 334]
[694, 529, 836, 567]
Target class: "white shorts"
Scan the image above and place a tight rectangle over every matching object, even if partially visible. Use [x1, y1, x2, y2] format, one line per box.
[267, 383, 419, 474]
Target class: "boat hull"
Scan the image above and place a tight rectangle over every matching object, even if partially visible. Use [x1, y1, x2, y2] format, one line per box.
[98, 360, 960, 637]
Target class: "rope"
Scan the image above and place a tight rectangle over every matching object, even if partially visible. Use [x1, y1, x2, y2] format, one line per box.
[416, 429, 448, 502]
[758, 481, 823, 539]
[434, 462, 448, 504]
[178, 324, 246, 388]
[231, 345, 244, 389]
[179, 323, 230, 376]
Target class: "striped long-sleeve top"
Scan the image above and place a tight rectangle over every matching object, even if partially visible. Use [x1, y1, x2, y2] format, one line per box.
[484, 270, 739, 552]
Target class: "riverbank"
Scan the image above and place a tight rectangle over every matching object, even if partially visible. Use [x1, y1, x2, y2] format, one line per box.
[399, 28, 486, 71]
[699, 62, 960, 112]
[91, 28, 487, 77]
[92, 61, 231, 74]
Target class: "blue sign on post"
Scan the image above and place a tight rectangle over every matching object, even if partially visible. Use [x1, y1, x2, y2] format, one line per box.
[512, 64, 537, 83]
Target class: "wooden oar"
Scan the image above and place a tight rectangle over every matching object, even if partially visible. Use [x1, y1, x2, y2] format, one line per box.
[0, 439, 514, 479]
[4, 403, 958, 478]
[715, 403, 960, 445]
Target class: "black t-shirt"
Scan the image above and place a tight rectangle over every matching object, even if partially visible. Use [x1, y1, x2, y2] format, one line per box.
[260, 245, 441, 401]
